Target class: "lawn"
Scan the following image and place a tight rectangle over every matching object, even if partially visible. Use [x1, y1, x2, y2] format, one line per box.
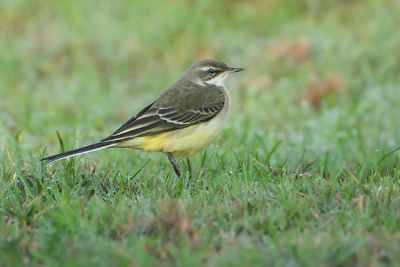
[1, 0, 400, 266]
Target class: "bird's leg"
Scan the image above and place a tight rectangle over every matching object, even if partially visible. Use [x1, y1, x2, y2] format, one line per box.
[166, 152, 181, 177]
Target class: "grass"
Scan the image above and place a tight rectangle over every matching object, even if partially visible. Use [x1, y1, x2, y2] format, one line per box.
[1, 0, 400, 266]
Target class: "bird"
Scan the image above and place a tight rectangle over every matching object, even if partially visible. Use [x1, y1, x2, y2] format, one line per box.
[41, 59, 243, 177]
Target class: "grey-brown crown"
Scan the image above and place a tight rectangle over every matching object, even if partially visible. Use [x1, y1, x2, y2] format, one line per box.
[183, 59, 243, 82]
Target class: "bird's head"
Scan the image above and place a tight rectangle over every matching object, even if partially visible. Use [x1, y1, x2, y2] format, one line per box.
[184, 59, 243, 87]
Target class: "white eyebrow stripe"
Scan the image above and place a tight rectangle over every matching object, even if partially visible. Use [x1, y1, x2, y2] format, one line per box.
[199, 66, 221, 71]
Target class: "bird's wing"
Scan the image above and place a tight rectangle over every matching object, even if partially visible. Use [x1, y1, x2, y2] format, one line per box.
[109, 101, 155, 135]
[101, 83, 225, 143]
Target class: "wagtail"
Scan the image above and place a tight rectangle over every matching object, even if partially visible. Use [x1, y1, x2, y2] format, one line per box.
[41, 59, 243, 176]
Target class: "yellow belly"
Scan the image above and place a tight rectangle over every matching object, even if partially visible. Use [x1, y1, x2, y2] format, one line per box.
[117, 114, 226, 156]
[117, 86, 231, 157]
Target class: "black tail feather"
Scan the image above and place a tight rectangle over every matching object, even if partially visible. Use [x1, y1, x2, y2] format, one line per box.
[40, 142, 115, 163]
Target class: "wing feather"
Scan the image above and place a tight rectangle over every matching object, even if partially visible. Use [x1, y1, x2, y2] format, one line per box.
[110, 101, 155, 135]
[101, 83, 226, 143]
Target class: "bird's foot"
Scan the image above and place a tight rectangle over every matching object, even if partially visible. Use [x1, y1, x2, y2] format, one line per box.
[166, 152, 182, 177]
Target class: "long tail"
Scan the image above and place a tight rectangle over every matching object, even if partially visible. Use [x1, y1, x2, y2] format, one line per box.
[40, 142, 115, 163]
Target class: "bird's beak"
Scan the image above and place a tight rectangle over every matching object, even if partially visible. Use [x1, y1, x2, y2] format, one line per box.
[228, 67, 244, 73]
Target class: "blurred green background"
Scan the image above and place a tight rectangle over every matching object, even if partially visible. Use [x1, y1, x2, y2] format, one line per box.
[1, 0, 400, 266]
[1, 0, 400, 164]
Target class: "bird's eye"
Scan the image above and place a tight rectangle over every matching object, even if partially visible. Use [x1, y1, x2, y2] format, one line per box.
[207, 67, 216, 75]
